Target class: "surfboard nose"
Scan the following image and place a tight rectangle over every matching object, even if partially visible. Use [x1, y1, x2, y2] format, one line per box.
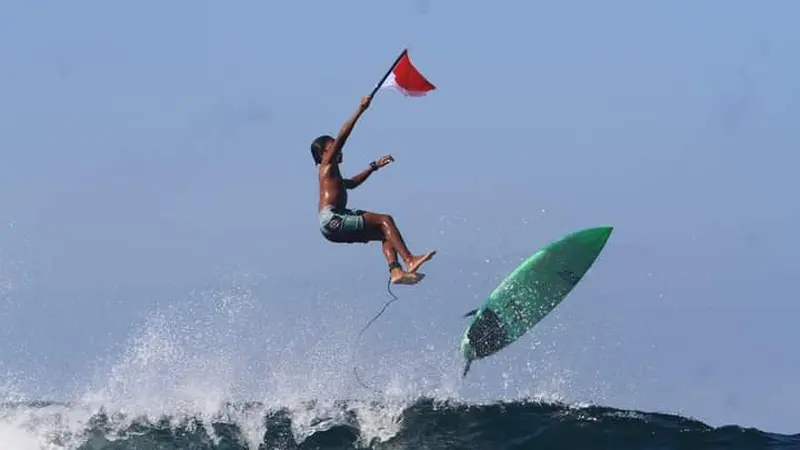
[574, 226, 613, 251]
[587, 226, 613, 240]
[598, 226, 613, 239]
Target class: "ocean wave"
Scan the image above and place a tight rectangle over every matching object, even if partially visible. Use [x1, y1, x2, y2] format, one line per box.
[1, 397, 797, 450]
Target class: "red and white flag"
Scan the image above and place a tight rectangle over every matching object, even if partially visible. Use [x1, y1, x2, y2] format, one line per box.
[375, 50, 436, 97]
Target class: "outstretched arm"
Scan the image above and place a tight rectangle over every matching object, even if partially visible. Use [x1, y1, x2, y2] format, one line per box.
[344, 155, 394, 189]
[323, 95, 371, 165]
[344, 162, 378, 189]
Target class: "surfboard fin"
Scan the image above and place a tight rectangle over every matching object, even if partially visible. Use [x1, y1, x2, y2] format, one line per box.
[462, 360, 472, 378]
[463, 309, 478, 318]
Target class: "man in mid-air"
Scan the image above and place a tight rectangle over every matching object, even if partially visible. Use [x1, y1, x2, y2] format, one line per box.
[311, 94, 435, 285]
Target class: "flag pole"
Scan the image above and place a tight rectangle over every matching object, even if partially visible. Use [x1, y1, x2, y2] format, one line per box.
[369, 48, 408, 100]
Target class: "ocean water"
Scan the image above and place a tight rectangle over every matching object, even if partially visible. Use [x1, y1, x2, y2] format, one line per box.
[1, 398, 798, 450]
[1, 251, 797, 449]
[2, 302, 798, 450]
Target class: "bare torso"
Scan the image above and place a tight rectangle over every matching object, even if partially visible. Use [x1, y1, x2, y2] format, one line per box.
[318, 162, 347, 212]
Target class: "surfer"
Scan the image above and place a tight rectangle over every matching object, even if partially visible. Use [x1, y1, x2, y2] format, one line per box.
[311, 94, 436, 285]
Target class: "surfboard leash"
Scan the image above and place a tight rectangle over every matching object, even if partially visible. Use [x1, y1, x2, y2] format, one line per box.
[386, 276, 397, 300]
[351, 276, 400, 391]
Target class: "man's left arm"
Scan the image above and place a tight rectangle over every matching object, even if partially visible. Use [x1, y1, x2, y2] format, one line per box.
[345, 154, 394, 189]
[344, 161, 379, 189]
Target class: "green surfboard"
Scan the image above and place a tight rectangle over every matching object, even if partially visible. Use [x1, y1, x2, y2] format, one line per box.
[460, 226, 613, 377]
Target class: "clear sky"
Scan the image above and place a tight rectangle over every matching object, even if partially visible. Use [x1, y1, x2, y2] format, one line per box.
[1, 0, 799, 435]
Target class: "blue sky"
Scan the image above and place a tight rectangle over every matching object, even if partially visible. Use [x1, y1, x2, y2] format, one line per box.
[1, 0, 799, 435]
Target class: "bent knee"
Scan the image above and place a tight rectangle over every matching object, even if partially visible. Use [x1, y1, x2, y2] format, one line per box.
[363, 211, 395, 229]
[379, 214, 395, 227]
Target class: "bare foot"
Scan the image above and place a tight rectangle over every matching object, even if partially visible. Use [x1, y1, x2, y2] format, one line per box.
[406, 250, 436, 274]
[390, 270, 424, 285]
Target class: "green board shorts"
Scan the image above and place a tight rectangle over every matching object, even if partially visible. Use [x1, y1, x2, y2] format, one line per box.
[319, 205, 373, 243]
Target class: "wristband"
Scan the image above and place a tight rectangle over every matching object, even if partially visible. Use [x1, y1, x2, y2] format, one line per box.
[370, 161, 379, 170]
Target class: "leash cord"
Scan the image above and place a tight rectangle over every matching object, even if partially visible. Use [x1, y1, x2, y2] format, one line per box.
[351, 277, 399, 391]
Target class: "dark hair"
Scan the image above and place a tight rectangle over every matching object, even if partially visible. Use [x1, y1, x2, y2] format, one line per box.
[310, 135, 334, 165]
